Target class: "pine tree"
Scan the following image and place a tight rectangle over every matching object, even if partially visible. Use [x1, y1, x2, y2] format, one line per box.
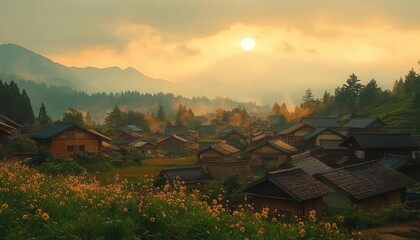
[157, 105, 166, 121]
[37, 102, 52, 125]
[105, 105, 124, 127]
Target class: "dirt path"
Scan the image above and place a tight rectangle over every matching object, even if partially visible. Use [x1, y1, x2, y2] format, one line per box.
[361, 220, 420, 239]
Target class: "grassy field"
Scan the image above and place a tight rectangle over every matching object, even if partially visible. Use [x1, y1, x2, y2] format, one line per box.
[98, 156, 199, 181]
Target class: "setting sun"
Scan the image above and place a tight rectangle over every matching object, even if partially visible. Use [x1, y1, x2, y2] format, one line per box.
[241, 37, 255, 51]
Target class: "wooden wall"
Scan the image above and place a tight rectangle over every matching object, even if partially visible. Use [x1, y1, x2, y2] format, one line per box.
[50, 129, 101, 157]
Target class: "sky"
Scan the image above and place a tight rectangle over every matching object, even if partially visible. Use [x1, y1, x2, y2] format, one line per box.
[1, 0, 420, 105]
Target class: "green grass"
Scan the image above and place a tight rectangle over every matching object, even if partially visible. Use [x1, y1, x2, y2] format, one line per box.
[98, 156, 198, 181]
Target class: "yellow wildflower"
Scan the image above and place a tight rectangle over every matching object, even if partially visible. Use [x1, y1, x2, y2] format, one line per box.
[299, 228, 306, 238]
[42, 212, 49, 221]
[22, 214, 29, 219]
[240, 226, 245, 232]
[150, 217, 156, 222]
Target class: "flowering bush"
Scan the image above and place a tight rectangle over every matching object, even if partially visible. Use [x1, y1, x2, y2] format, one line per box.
[0, 161, 353, 239]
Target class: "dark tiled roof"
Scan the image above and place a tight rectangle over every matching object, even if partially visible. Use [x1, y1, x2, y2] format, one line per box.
[160, 166, 210, 183]
[341, 133, 420, 149]
[199, 124, 216, 132]
[130, 141, 157, 148]
[318, 161, 416, 200]
[165, 125, 188, 135]
[211, 142, 239, 155]
[343, 118, 384, 129]
[301, 117, 339, 128]
[28, 124, 73, 139]
[85, 129, 112, 141]
[271, 123, 295, 133]
[125, 125, 144, 132]
[221, 126, 242, 134]
[207, 161, 254, 182]
[278, 122, 307, 135]
[292, 153, 332, 175]
[267, 168, 334, 201]
[217, 129, 246, 139]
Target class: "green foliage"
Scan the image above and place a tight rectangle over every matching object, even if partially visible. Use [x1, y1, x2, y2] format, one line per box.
[38, 157, 84, 175]
[36, 102, 52, 125]
[0, 80, 35, 125]
[342, 204, 418, 229]
[62, 108, 85, 127]
[7, 135, 37, 153]
[29, 145, 53, 166]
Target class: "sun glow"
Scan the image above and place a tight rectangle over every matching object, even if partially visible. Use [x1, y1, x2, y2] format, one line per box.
[241, 37, 255, 51]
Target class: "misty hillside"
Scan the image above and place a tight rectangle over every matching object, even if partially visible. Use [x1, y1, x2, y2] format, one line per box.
[0, 43, 184, 94]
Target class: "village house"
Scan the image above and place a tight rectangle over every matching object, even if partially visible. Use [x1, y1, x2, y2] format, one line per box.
[27, 124, 112, 157]
[342, 117, 386, 135]
[248, 131, 275, 149]
[301, 128, 345, 150]
[340, 133, 419, 161]
[165, 125, 189, 137]
[301, 117, 339, 130]
[198, 139, 225, 151]
[129, 140, 158, 158]
[206, 161, 254, 182]
[0, 115, 22, 138]
[278, 122, 314, 151]
[246, 139, 297, 167]
[196, 142, 240, 163]
[317, 161, 416, 211]
[244, 168, 334, 217]
[292, 152, 333, 176]
[159, 166, 210, 189]
[114, 126, 144, 146]
[216, 128, 248, 150]
[198, 124, 217, 138]
[157, 134, 197, 156]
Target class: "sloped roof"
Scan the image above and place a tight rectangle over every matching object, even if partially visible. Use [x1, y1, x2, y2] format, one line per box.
[292, 153, 332, 175]
[212, 142, 240, 155]
[271, 123, 295, 133]
[0, 115, 23, 128]
[245, 168, 333, 201]
[343, 118, 385, 129]
[380, 154, 411, 170]
[0, 121, 15, 131]
[165, 125, 188, 135]
[130, 141, 157, 148]
[278, 122, 307, 135]
[28, 124, 112, 141]
[207, 161, 254, 182]
[216, 129, 246, 139]
[251, 132, 273, 142]
[160, 166, 210, 183]
[199, 124, 216, 132]
[28, 124, 74, 139]
[318, 161, 416, 200]
[158, 134, 188, 143]
[340, 133, 420, 149]
[269, 139, 298, 153]
[301, 117, 339, 128]
[221, 126, 242, 134]
[125, 125, 144, 132]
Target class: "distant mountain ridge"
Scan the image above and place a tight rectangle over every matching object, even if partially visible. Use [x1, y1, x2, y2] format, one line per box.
[0, 43, 184, 94]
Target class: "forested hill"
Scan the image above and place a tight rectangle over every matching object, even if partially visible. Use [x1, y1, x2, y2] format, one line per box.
[3, 78, 268, 123]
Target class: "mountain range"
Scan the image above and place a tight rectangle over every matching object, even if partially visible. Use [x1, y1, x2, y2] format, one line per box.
[0, 43, 187, 95]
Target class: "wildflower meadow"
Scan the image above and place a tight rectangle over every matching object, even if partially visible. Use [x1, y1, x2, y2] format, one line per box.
[0, 161, 357, 239]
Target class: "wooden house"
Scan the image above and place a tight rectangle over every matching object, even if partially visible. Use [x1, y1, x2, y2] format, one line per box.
[0, 115, 22, 137]
[246, 139, 297, 167]
[244, 168, 334, 217]
[199, 124, 217, 138]
[206, 161, 254, 183]
[216, 129, 248, 150]
[301, 117, 339, 130]
[197, 142, 240, 163]
[27, 124, 112, 157]
[159, 166, 210, 189]
[302, 128, 345, 150]
[157, 134, 196, 156]
[165, 125, 189, 137]
[114, 127, 144, 145]
[278, 123, 315, 151]
[317, 161, 416, 211]
[198, 139, 225, 151]
[271, 122, 295, 136]
[130, 141, 158, 158]
[340, 133, 419, 161]
[342, 118, 385, 135]
[248, 132, 275, 148]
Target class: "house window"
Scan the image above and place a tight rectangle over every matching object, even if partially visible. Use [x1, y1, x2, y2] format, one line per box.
[79, 145, 85, 152]
[67, 145, 75, 152]
[355, 150, 365, 159]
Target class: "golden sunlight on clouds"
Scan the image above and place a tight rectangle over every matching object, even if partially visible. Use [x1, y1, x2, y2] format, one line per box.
[48, 21, 420, 85]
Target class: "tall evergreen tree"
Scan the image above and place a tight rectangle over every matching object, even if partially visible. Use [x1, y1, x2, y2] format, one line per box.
[62, 108, 85, 127]
[105, 105, 124, 127]
[37, 102, 52, 125]
[156, 105, 166, 121]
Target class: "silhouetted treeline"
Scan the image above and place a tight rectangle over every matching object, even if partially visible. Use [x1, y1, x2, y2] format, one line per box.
[0, 80, 34, 124]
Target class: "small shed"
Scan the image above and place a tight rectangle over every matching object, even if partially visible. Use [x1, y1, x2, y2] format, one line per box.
[157, 134, 196, 156]
[244, 168, 333, 217]
[130, 141, 158, 158]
